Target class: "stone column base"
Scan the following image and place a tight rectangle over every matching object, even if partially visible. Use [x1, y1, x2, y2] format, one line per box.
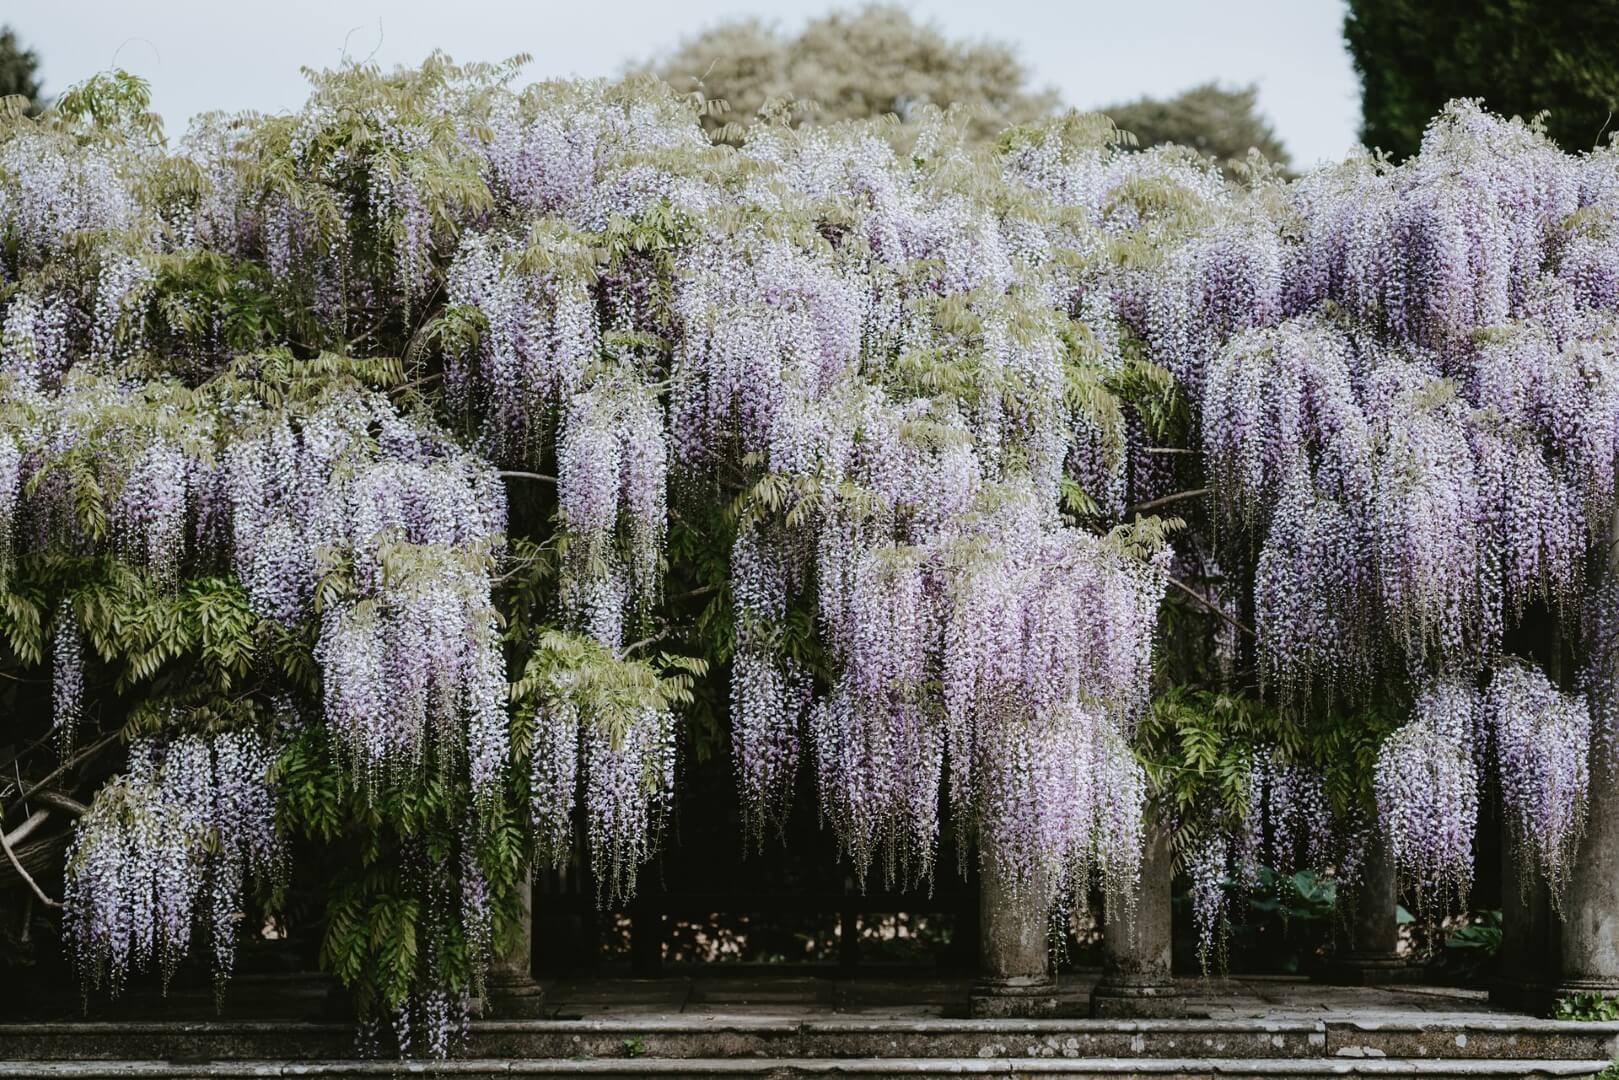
[479, 974, 548, 1019]
[1551, 977, 1619, 1014]
[1089, 976, 1185, 1019]
[1319, 953, 1416, 986]
[968, 975, 1062, 1018]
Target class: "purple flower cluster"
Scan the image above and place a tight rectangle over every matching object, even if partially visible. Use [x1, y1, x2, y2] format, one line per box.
[729, 525, 811, 843]
[1375, 681, 1481, 908]
[735, 483, 1167, 906]
[556, 380, 669, 637]
[582, 707, 676, 905]
[529, 698, 581, 866]
[0, 131, 141, 274]
[63, 729, 283, 997]
[1486, 663, 1591, 903]
[223, 392, 509, 796]
[0, 433, 16, 591]
[51, 598, 84, 749]
[1, 290, 72, 388]
[1100, 101, 1619, 922]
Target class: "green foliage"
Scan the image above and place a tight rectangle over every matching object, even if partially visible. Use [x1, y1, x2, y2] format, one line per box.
[1104, 83, 1292, 174]
[141, 251, 286, 367]
[0, 26, 42, 115]
[1217, 866, 1337, 976]
[1137, 687, 1283, 836]
[509, 628, 705, 752]
[1245, 866, 1338, 922]
[278, 722, 528, 1014]
[51, 70, 164, 145]
[1555, 992, 1619, 1022]
[639, 5, 1059, 143]
[1136, 686, 1399, 863]
[0, 552, 304, 726]
[1345, 0, 1619, 158]
[1104, 349, 1190, 450]
[1438, 908, 1501, 984]
[1444, 909, 1502, 954]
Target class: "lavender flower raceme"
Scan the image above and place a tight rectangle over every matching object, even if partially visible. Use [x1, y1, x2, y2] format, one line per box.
[63, 730, 283, 997]
[1486, 663, 1591, 905]
[1375, 681, 1481, 911]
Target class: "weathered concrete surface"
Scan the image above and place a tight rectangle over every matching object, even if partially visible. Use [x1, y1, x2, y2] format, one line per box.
[0, 1055, 1609, 1077]
[4, 978, 1616, 1072]
[9, 1015, 1612, 1063]
[1090, 827, 1184, 1019]
[1321, 1018, 1619, 1062]
[1322, 839, 1412, 987]
[970, 848, 1061, 1018]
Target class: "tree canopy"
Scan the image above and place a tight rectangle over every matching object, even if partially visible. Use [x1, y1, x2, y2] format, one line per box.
[0, 25, 44, 112]
[1345, 0, 1619, 159]
[637, 5, 1060, 141]
[1102, 82, 1292, 173]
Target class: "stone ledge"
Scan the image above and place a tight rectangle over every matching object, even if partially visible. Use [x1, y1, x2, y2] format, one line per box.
[2, 1016, 1614, 1064]
[0, 1057, 1609, 1078]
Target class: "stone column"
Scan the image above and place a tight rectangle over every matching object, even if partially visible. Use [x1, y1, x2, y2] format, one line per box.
[1091, 823, 1183, 1018]
[1557, 753, 1619, 1002]
[1556, 507, 1619, 1006]
[485, 872, 547, 1018]
[1492, 837, 1558, 1011]
[1324, 834, 1408, 984]
[969, 845, 1059, 1017]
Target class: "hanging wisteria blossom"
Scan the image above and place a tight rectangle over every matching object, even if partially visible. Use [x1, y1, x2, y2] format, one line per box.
[1486, 662, 1592, 904]
[63, 730, 282, 997]
[1375, 681, 1481, 910]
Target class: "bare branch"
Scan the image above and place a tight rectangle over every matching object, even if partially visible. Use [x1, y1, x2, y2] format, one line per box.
[666, 583, 721, 603]
[624, 628, 673, 655]
[5, 732, 120, 820]
[33, 790, 88, 818]
[4, 808, 50, 848]
[1168, 575, 1255, 639]
[0, 728, 64, 775]
[0, 809, 61, 909]
[1127, 487, 1211, 517]
[499, 470, 557, 483]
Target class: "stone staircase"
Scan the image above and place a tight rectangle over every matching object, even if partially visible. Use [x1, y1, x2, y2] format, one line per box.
[1, 976, 1613, 1078]
[0, 1014, 1614, 1078]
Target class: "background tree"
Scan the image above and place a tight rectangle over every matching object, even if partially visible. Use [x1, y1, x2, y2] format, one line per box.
[638, 4, 1059, 141]
[1102, 82, 1292, 172]
[0, 26, 43, 113]
[1344, 0, 1619, 159]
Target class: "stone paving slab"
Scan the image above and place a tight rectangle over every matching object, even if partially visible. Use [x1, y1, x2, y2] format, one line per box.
[536, 975, 1521, 1023]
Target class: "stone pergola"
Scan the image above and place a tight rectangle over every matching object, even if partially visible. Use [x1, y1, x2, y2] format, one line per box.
[483, 796, 1619, 1020]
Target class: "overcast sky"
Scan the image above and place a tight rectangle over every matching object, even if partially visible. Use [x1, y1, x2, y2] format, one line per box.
[9, 0, 1363, 168]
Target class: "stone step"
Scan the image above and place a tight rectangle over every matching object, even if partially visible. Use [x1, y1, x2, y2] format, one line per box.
[2, 1019, 1615, 1064]
[0, 1057, 1608, 1078]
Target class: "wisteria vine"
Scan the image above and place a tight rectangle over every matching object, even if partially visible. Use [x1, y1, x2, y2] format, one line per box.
[3, 57, 1619, 1048]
